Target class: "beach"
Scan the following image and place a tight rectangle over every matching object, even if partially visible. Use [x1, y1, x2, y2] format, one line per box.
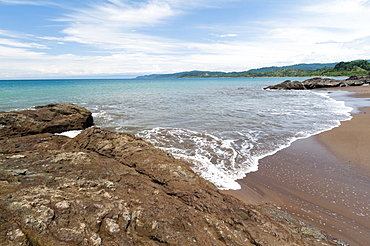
[1, 78, 368, 244]
[223, 85, 370, 246]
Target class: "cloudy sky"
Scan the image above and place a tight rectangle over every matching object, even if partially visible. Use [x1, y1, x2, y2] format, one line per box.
[1, 0, 370, 78]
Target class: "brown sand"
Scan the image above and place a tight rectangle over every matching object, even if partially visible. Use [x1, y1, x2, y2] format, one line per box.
[223, 85, 370, 246]
[319, 86, 370, 176]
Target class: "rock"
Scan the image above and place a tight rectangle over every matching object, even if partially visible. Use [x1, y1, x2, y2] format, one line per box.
[6, 155, 26, 159]
[6, 228, 29, 245]
[264, 80, 306, 90]
[264, 76, 370, 90]
[9, 169, 28, 176]
[0, 103, 93, 140]
[343, 76, 370, 86]
[299, 226, 326, 240]
[0, 104, 346, 245]
[345, 75, 370, 81]
[301, 77, 342, 89]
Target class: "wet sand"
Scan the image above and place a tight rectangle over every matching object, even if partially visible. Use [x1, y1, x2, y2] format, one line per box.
[223, 85, 370, 245]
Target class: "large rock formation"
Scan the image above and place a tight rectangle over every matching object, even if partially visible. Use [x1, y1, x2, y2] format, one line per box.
[0, 103, 93, 140]
[264, 76, 370, 90]
[0, 104, 346, 245]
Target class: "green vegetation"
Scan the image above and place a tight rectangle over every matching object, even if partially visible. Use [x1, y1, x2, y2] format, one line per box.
[136, 60, 370, 79]
[178, 60, 370, 78]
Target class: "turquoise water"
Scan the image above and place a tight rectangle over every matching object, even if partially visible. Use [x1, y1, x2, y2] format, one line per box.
[0, 78, 352, 189]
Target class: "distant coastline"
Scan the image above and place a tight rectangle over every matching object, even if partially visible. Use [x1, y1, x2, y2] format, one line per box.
[136, 60, 370, 79]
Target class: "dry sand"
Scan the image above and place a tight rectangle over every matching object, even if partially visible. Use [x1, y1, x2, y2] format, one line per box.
[223, 85, 370, 246]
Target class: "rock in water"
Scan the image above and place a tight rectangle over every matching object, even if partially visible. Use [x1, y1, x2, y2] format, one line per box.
[264, 76, 370, 90]
[301, 78, 342, 89]
[264, 80, 306, 90]
[0, 104, 347, 245]
[0, 103, 93, 140]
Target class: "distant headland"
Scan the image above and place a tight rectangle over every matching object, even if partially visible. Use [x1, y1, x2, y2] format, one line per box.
[136, 60, 370, 79]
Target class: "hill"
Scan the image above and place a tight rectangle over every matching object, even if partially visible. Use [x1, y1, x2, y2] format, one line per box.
[136, 60, 370, 79]
[245, 62, 337, 73]
[136, 71, 190, 79]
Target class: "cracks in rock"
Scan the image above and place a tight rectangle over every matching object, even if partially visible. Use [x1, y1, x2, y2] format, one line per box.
[149, 235, 169, 245]
[148, 178, 167, 186]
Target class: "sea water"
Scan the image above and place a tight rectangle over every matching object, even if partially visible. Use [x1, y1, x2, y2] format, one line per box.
[0, 78, 353, 189]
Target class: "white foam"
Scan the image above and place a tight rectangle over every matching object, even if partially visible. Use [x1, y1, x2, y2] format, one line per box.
[138, 104, 353, 191]
[175, 153, 242, 190]
[313, 90, 354, 115]
[139, 127, 263, 190]
[136, 88, 357, 191]
[92, 111, 114, 121]
[323, 89, 370, 114]
[55, 130, 82, 138]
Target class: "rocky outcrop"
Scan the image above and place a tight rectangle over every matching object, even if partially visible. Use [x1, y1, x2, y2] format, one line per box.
[264, 80, 307, 90]
[0, 104, 346, 245]
[0, 103, 93, 140]
[264, 76, 370, 90]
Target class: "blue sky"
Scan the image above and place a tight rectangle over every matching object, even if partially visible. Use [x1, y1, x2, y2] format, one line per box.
[1, 0, 370, 78]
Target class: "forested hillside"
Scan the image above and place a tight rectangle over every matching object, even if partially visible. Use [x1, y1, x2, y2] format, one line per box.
[136, 60, 370, 79]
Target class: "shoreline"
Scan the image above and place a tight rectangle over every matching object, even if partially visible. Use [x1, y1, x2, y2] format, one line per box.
[318, 86, 370, 176]
[0, 105, 346, 245]
[223, 85, 370, 245]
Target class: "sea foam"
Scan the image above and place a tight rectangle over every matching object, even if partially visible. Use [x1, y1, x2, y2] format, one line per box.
[138, 90, 354, 190]
[55, 130, 82, 138]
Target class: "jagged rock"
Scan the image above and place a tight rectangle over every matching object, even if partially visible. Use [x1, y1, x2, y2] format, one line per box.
[0, 105, 346, 245]
[264, 76, 370, 90]
[0, 103, 93, 140]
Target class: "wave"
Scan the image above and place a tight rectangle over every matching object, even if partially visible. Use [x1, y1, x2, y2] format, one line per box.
[137, 91, 354, 190]
[138, 128, 255, 190]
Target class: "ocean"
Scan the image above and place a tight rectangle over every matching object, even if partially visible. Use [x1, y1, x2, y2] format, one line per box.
[0, 77, 354, 189]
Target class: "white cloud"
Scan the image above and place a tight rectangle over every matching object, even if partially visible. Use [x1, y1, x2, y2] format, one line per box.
[55, 0, 370, 64]
[303, 0, 370, 14]
[51, 0, 184, 54]
[254, 0, 370, 65]
[0, 0, 61, 6]
[60, 0, 178, 29]
[215, 34, 238, 38]
[300, 0, 370, 37]
[1, 0, 370, 78]
[0, 38, 49, 49]
[0, 46, 189, 78]
[0, 45, 47, 58]
[0, 29, 28, 39]
[157, 0, 240, 9]
[0, 0, 248, 78]
[0, 0, 39, 4]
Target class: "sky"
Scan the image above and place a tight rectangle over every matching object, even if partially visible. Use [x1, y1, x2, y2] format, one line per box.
[1, 0, 370, 79]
